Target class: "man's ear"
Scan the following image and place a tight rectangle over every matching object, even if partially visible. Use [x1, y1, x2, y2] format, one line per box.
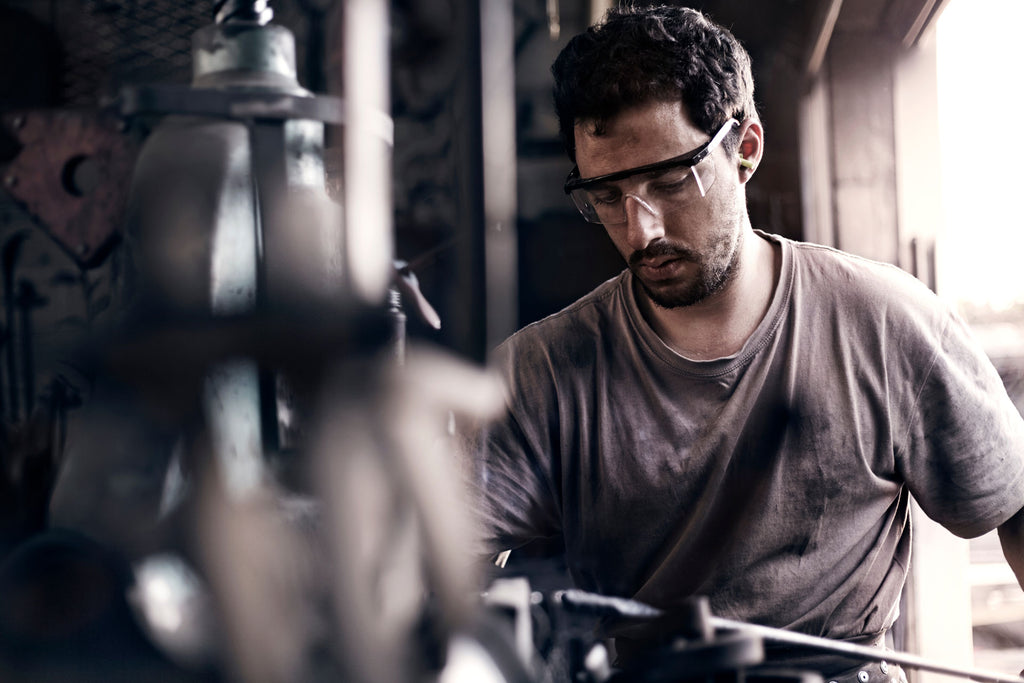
[736, 119, 764, 183]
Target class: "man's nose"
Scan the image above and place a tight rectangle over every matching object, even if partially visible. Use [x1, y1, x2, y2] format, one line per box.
[622, 194, 664, 250]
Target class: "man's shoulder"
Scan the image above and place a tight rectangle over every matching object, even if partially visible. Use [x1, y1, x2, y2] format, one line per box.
[772, 235, 959, 352]
[783, 237, 940, 308]
[504, 271, 627, 342]
[494, 270, 630, 367]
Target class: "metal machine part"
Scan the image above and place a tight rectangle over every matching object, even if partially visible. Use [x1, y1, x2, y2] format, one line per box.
[120, 0, 352, 496]
[102, 5, 515, 682]
[483, 577, 540, 672]
[128, 553, 219, 671]
[2, 110, 138, 268]
[123, 1, 345, 318]
[214, 0, 274, 27]
[554, 589, 1024, 683]
[5, 2, 519, 682]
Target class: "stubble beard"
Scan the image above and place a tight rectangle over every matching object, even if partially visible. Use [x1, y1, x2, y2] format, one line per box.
[632, 228, 744, 309]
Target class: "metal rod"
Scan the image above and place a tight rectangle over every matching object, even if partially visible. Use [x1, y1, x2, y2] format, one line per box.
[556, 589, 1024, 683]
[342, 0, 393, 304]
[709, 616, 1024, 683]
[480, 0, 519, 351]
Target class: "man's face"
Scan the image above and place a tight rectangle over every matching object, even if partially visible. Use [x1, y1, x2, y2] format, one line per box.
[573, 100, 747, 309]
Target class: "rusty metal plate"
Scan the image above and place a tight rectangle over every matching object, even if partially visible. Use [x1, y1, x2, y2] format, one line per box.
[2, 110, 139, 268]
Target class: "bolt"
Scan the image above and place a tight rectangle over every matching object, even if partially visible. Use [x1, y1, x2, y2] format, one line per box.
[11, 115, 24, 130]
[880, 661, 889, 675]
[857, 671, 870, 683]
[4, 175, 17, 189]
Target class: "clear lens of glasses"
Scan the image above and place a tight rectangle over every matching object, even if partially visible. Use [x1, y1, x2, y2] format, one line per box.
[569, 149, 718, 225]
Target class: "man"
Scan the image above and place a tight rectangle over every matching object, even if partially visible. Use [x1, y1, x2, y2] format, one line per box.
[471, 4, 1024, 679]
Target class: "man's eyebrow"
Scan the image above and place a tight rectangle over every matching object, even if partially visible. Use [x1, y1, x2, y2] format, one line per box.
[587, 180, 619, 192]
[608, 163, 671, 182]
[641, 166, 677, 179]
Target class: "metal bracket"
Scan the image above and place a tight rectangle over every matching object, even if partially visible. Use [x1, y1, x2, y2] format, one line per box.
[117, 83, 345, 125]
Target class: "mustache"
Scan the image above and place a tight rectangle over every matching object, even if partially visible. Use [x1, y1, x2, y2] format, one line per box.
[628, 242, 699, 268]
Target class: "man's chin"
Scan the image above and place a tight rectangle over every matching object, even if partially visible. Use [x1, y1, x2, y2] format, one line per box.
[638, 277, 708, 309]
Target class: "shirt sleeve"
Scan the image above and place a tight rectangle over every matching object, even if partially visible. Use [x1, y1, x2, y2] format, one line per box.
[468, 338, 564, 556]
[897, 304, 1024, 538]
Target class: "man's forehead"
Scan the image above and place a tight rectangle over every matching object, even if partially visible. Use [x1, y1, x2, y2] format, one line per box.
[574, 100, 702, 148]
[573, 99, 704, 173]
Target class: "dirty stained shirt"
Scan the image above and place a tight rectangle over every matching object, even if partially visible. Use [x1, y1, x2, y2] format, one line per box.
[476, 231, 1024, 647]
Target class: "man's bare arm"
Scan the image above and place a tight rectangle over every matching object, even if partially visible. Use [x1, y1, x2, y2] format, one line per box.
[998, 505, 1024, 590]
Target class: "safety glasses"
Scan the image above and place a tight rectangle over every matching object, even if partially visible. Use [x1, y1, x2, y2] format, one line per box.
[564, 118, 738, 225]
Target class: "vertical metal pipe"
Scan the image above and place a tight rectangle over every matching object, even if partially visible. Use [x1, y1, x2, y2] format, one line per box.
[342, 0, 393, 306]
[481, 0, 519, 350]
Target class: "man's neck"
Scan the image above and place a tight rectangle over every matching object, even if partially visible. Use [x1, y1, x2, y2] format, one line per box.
[638, 230, 779, 361]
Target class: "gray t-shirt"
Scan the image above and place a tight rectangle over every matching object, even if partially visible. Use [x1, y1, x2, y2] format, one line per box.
[476, 232, 1024, 651]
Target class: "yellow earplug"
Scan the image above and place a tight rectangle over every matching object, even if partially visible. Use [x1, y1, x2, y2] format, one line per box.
[739, 156, 755, 170]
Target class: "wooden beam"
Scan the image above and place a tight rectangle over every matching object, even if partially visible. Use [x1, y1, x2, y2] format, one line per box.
[884, 0, 955, 47]
[805, 0, 844, 79]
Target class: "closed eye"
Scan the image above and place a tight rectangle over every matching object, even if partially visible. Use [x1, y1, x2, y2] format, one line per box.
[649, 179, 690, 195]
[588, 187, 621, 205]
[647, 168, 694, 195]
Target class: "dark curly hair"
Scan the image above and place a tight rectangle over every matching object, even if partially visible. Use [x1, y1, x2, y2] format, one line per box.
[551, 4, 758, 161]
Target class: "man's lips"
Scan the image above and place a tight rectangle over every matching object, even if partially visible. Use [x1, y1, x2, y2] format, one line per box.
[636, 256, 686, 280]
[639, 255, 678, 269]
[629, 244, 696, 267]
[629, 247, 697, 280]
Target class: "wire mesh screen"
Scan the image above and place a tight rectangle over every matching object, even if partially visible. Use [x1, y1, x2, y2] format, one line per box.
[56, 0, 216, 105]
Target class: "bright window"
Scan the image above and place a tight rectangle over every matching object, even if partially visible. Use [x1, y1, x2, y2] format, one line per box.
[937, 0, 1024, 673]
[937, 0, 1024, 314]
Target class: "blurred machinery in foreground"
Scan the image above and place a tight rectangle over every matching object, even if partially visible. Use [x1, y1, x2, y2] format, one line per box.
[0, 1, 510, 681]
